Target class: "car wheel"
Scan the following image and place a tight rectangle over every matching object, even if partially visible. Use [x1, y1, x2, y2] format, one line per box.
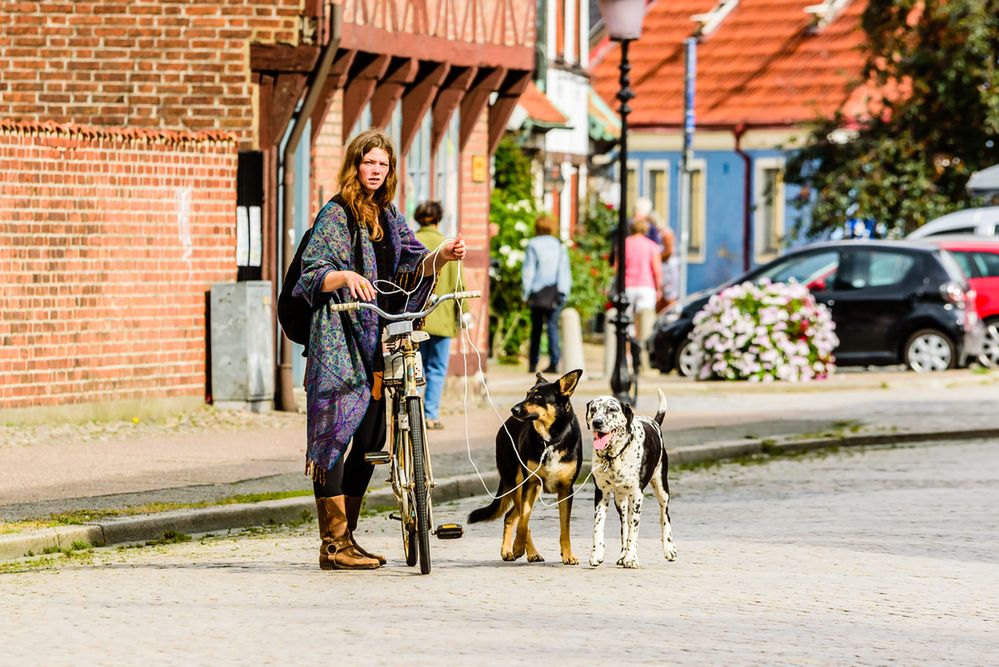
[904, 329, 955, 372]
[675, 338, 700, 377]
[980, 318, 999, 368]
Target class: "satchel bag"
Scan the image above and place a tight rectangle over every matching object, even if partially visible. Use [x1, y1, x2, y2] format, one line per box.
[527, 284, 560, 311]
[526, 243, 564, 311]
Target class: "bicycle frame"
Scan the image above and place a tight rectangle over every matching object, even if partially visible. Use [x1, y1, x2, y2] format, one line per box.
[330, 289, 479, 573]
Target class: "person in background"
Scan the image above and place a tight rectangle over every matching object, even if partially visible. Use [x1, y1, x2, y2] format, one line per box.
[522, 213, 572, 374]
[635, 196, 678, 311]
[413, 201, 465, 430]
[623, 217, 663, 320]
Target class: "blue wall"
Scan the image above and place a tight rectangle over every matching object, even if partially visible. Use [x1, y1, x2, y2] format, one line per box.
[631, 147, 810, 295]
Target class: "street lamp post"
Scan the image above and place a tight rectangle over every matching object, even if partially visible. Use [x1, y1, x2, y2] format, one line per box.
[599, 0, 647, 404]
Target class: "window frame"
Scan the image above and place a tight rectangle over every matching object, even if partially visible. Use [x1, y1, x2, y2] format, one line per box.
[685, 158, 707, 263]
[753, 156, 786, 264]
[643, 159, 670, 227]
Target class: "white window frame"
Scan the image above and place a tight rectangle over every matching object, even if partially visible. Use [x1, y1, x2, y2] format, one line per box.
[643, 159, 671, 227]
[404, 112, 432, 219]
[626, 159, 639, 222]
[753, 156, 786, 264]
[686, 158, 707, 263]
[433, 112, 460, 237]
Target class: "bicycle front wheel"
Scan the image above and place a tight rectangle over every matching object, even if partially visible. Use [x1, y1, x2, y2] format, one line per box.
[406, 396, 432, 575]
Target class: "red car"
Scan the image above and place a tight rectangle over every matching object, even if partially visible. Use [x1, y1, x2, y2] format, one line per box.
[933, 239, 999, 366]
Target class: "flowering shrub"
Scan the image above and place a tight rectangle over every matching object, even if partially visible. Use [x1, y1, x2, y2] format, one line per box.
[689, 280, 839, 382]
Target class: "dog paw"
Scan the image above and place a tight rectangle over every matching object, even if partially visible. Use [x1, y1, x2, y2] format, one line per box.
[589, 550, 604, 567]
[664, 544, 678, 561]
[562, 554, 579, 565]
[527, 553, 545, 563]
[621, 558, 640, 569]
[589, 557, 603, 567]
[501, 551, 519, 561]
[615, 554, 626, 566]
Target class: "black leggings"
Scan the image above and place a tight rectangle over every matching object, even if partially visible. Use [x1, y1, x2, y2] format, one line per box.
[313, 396, 387, 498]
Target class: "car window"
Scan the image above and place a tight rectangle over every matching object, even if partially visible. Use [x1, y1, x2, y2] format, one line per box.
[948, 251, 980, 279]
[926, 226, 975, 237]
[834, 249, 917, 290]
[973, 251, 999, 278]
[757, 251, 839, 286]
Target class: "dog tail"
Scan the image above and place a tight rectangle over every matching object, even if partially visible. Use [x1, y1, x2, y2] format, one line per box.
[654, 388, 668, 427]
[467, 481, 512, 523]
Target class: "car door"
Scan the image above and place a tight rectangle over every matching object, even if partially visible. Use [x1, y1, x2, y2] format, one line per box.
[818, 248, 921, 361]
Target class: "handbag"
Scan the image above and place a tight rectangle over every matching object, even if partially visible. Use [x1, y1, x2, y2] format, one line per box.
[527, 242, 564, 311]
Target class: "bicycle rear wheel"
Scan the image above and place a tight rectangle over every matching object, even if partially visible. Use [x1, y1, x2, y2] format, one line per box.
[406, 396, 431, 575]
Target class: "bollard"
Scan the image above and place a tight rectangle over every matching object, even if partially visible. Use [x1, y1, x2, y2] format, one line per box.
[559, 307, 586, 379]
[635, 308, 656, 372]
[603, 309, 617, 380]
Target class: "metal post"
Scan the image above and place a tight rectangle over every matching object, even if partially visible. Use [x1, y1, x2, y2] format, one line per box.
[678, 36, 697, 300]
[610, 38, 634, 404]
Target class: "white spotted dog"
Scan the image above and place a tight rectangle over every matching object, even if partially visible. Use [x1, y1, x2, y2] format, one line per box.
[586, 389, 677, 568]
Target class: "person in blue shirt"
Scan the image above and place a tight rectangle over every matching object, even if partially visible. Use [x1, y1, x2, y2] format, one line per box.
[521, 213, 572, 373]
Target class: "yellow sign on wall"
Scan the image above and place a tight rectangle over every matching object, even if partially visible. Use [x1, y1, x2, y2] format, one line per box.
[471, 155, 487, 183]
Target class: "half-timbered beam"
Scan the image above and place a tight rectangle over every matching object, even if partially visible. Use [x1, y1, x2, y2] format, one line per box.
[251, 44, 321, 73]
[370, 57, 419, 129]
[488, 69, 531, 155]
[400, 61, 450, 155]
[431, 66, 477, 153]
[459, 67, 506, 150]
[341, 53, 390, 143]
[310, 48, 357, 142]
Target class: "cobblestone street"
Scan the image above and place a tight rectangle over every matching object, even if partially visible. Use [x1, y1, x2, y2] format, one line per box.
[2, 439, 997, 666]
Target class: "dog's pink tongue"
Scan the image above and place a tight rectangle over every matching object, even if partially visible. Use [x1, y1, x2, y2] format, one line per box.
[593, 432, 611, 451]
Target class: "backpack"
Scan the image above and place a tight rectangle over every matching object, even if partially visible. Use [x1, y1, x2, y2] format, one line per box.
[277, 226, 317, 347]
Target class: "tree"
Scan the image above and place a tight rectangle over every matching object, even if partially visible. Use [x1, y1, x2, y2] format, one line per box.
[785, 0, 999, 237]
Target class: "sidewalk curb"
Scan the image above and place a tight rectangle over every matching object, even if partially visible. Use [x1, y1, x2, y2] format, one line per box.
[3, 427, 997, 562]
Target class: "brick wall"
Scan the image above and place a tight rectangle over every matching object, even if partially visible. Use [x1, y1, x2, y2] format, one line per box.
[0, 0, 303, 145]
[0, 122, 237, 410]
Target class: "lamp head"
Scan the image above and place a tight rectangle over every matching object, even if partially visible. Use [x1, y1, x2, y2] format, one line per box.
[598, 0, 647, 41]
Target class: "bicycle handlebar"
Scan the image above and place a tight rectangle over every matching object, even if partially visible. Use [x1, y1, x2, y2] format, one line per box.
[328, 290, 481, 320]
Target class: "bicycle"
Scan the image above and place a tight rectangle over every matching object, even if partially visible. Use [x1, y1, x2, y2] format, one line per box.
[329, 289, 481, 574]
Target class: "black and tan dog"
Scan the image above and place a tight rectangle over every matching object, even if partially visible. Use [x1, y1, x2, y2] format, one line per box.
[468, 369, 583, 564]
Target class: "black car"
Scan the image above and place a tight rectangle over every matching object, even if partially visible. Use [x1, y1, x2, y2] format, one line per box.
[648, 240, 986, 375]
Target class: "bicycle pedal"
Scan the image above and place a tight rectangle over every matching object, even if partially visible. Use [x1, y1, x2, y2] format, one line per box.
[364, 452, 391, 465]
[389, 512, 402, 522]
[435, 523, 463, 540]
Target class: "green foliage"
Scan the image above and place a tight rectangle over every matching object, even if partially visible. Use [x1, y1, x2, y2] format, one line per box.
[567, 195, 616, 324]
[784, 0, 999, 236]
[489, 137, 538, 361]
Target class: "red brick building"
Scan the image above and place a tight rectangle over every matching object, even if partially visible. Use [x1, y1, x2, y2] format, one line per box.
[0, 0, 535, 420]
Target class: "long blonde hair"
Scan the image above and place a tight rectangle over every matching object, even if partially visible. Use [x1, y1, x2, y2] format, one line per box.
[337, 128, 398, 242]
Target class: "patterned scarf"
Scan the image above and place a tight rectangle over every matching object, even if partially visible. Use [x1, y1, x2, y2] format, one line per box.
[294, 197, 433, 482]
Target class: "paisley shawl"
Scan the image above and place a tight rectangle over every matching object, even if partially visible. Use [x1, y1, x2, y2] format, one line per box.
[294, 198, 434, 482]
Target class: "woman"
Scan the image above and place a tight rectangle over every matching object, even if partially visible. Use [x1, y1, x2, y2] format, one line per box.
[413, 201, 465, 430]
[294, 129, 465, 571]
[521, 213, 571, 374]
[623, 217, 663, 318]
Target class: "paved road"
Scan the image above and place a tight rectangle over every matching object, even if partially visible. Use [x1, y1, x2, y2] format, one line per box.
[2, 439, 997, 666]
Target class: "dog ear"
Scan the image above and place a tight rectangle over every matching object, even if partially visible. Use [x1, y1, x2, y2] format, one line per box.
[534, 372, 546, 385]
[558, 369, 582, 397]
[621, 401, 634, 430]
[584, 399, 594, 426]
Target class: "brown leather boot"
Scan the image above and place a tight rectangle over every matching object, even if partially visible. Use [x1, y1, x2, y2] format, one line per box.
[345, 495, 386, 565]
[315, 496, 380, 570]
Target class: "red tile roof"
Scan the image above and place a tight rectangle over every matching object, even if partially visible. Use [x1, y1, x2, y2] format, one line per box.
[518, 81, 571, 128]
[591, 0, 868, 129]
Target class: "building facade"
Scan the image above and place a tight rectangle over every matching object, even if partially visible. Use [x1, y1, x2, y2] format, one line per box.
[591, 0, 868, 294]
[0, 0, 535, 420]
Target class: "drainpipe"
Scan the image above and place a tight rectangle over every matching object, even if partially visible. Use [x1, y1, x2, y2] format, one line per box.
[733, 122, 752, 272]
[276, 4, 342, 412]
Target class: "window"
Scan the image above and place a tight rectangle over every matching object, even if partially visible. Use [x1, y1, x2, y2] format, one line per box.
[626, 165, 638, 222]
[405, 112, 432, 219]
[926, 226, 975, 237]
[433, 112, 460, 237]
[644, 160, 670, 225]
[834, 250, 916, 290]
[754, 157, 786, 262]
[758, 250, 839, 289]
[954, 250, 999, 278]
[686, 159, 706, 262]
